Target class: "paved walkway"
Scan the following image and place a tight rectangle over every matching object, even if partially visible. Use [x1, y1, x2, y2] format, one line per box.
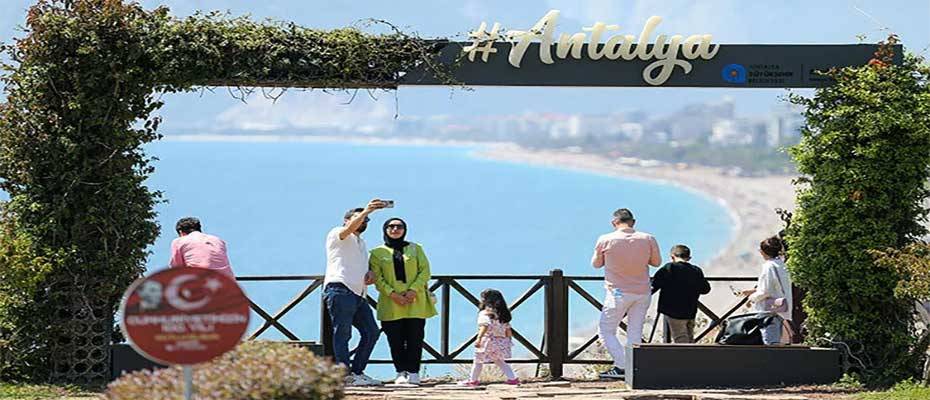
[345, 380, 856, 400]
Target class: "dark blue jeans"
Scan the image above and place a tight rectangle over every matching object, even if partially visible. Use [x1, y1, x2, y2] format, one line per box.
[324, 283, 379, 375]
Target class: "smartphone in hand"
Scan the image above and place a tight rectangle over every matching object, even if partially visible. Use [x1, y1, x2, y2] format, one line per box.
[383, 200, 395, 208]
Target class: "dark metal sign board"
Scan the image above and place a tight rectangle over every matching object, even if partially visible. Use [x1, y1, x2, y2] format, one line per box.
[402, 43, 902, 88]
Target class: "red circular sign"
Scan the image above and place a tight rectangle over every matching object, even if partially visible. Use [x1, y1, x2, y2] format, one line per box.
[119, 267, 250, 365]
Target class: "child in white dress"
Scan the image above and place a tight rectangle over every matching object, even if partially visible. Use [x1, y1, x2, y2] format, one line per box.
[459, 289, 519, 386]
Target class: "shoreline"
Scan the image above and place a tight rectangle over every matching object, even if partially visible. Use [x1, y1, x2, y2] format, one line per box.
[471, 145, 745, 268]
[163, 134, 795, 278]
[473, 144, 796, 279]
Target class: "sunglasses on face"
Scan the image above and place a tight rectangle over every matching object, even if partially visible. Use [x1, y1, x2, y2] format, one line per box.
[386, 224, 405, 230]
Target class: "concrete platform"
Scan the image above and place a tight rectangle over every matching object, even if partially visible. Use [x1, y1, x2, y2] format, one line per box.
[344, 380, 855, 400]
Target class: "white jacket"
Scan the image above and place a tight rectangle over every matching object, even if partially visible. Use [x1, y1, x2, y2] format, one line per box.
[750, 258, 793, 321]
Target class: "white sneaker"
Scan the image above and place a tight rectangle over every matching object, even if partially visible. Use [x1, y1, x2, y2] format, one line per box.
[354, 373, 383, 386]
[394, 372, 408, 385]
[406, 372, 420, 385]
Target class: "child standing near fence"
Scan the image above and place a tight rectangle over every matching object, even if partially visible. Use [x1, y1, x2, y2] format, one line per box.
[459, 289, 520, 386]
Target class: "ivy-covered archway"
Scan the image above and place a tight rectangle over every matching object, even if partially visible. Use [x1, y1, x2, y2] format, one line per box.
[0, 0, 451, 383]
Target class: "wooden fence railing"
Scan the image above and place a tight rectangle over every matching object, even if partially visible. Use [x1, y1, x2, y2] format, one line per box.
[237, 270, 757, 379]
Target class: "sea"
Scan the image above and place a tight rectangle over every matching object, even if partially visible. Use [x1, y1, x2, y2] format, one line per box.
[144, 138, 734, 379]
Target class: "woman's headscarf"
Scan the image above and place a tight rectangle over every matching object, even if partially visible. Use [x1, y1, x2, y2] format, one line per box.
[382, 218, 410, 283]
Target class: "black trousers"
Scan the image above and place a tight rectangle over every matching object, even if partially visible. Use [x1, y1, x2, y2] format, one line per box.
[381, 318, 426, 373]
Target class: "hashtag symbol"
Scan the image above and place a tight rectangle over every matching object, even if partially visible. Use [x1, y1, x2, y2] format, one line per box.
[463, 22, 501, 62]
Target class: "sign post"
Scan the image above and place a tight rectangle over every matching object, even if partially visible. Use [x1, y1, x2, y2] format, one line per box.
[119, 267, 250, 399]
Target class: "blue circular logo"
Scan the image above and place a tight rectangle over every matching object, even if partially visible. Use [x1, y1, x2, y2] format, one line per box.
[722, 64, 747, 84]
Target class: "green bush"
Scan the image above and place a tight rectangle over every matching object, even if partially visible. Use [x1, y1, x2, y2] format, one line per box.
[786, 36, 930, 386]
[105, 341, 344, 400]
[872, 242, 930, 302]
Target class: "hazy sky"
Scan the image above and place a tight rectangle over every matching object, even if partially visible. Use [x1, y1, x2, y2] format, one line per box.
[1, 1, 928, 133]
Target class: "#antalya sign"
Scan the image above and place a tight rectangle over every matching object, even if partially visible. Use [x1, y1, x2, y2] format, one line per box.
[463, 10, 719, 86]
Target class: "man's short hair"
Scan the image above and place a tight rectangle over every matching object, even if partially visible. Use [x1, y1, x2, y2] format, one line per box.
[175, 217, 201, 234]
[344, 207, 364, 221]
[613, 208, 635, 223]
[671, 244, 691, 260]
[760, 237, 783, 258]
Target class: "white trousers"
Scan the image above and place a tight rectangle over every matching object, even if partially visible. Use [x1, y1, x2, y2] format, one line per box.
[597, 289, 651, 369]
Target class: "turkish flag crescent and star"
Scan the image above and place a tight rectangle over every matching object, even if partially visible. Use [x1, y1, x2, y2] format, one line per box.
[119, 267, 250, 365]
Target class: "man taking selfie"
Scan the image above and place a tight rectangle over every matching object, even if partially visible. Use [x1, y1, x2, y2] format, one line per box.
[323, 199, 388, 386]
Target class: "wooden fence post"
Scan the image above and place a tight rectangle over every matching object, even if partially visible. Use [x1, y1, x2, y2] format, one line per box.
[545, 269, 568, 379]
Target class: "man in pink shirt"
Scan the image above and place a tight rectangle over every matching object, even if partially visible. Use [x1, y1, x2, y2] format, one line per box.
[591, 208, 660, 379]
[169, 217, 234, 277]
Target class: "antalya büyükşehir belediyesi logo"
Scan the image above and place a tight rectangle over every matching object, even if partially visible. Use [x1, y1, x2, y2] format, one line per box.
[722, 64, 747, 84]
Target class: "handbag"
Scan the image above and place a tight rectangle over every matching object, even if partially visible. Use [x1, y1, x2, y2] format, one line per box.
[761, 264, 789, 314]
[715, 313, 776, 345]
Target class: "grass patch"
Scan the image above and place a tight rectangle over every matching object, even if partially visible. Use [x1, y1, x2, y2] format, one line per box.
[855, 380, 930, 400]
[0, 383, 98, 400]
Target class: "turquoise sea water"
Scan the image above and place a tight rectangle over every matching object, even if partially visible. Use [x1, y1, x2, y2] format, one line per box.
[145, 139, 734, 378]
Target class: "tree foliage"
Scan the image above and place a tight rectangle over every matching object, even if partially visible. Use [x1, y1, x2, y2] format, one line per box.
[0, 0, 448, 382]
[787, 36, 930, 386]
[872, 242, 930, 303]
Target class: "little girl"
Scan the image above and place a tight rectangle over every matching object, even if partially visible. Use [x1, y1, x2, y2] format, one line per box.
[459, 288, 519, 386]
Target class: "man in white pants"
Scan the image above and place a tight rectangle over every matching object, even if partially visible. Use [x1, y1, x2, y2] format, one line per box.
[592, 208, 661, 379]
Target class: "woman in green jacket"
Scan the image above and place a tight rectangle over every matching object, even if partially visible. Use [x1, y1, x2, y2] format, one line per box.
[369, 217, 437, 385]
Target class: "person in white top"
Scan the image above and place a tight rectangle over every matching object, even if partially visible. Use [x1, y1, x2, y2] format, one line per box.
[742, 236, 793, 345]
[324, 199, 388, 386]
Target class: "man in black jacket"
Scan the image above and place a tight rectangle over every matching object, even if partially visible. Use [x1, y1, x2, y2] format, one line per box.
[652, 245, 711, 343]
